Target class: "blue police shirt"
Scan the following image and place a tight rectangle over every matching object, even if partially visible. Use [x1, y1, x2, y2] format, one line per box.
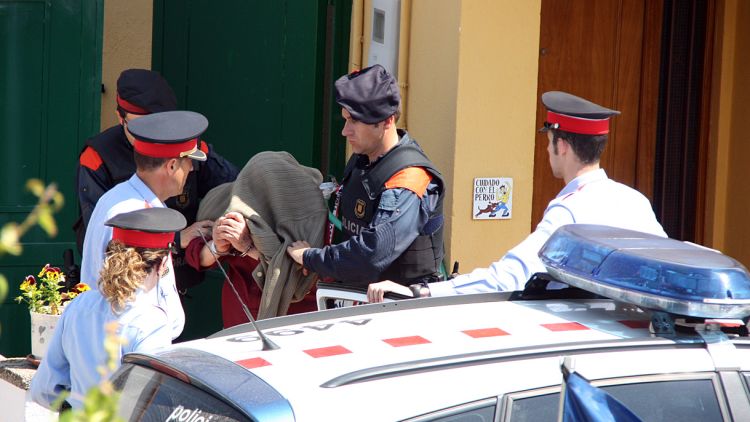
[430, 169, 667, 295]
[80, 174, 184, 338]
[29, 289, 170, 409]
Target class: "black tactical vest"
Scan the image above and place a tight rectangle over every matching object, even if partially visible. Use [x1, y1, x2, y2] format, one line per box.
[340, 133, 445, 284]
[85, 125, 137, 185]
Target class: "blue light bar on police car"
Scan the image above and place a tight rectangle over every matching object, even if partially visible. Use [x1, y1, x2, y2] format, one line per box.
[538, 224, 750, 319]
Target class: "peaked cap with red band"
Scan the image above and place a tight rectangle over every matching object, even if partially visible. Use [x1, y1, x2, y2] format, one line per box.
[539, 91, 620, 135]
[106, 208, 187, 249]
[116, 69, 177, 115]
[127, 111, 208, 161]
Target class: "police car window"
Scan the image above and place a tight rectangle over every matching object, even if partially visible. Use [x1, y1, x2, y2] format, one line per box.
[507, 379, 723, 422]
[742, 372, 750, 391]
[405, 398, 496, 422]
[112, 364, 250, 422]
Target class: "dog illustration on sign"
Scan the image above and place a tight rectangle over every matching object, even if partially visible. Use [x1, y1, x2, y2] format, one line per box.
[475, 184, 510, 218]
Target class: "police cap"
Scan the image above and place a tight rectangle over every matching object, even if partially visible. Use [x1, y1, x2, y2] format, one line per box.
[334, 64, 401, 124]
[106, 208, 187, 249]
[116, 69, 177, 115]
[127, 110, 208, 161]
[540, 91, 620, 135]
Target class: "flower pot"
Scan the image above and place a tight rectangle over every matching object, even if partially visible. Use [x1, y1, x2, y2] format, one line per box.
[30, 311, 60, 358]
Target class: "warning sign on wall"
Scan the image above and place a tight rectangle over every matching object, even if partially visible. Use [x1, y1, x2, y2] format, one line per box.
[473, 177, 513, 220]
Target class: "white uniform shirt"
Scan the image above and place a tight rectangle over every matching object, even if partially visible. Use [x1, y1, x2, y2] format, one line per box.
[431, 169, 667, 295]
[29, 289, 171, 409]
[80, 174, 184, 337]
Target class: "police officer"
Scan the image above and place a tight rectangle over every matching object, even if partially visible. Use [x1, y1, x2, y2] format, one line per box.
[287, 64, 445, 287]
[80, 110, 211, 339]
[31, 208, 186, 410]
[368, 91, 668, 301]
[75, 69, 238, 290]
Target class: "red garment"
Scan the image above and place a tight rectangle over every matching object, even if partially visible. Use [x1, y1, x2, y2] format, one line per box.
[185, 238, 318, 328]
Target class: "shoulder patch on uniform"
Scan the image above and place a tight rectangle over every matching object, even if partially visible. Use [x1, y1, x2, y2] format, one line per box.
[80, 146, 103, 171]
[385, 167, 431, 197]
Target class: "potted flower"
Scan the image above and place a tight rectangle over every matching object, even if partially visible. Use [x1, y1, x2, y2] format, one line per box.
[15, 264, 90, 358]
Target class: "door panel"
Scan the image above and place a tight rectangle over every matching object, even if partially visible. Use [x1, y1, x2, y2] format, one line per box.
[153, 0, 339, 169]
[533, 0, 661, 227]
[0, 0, 102, 356]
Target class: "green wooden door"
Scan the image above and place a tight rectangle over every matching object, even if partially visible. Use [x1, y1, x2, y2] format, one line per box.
[0, 0, 102, 356]
[153, 0, 350, 339]
[153, 0, 350, 172]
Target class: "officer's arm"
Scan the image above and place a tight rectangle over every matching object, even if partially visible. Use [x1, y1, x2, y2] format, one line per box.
[430, 205, 575, 295]
[302, 188, 428, 283]
[78, 147, 112, 227]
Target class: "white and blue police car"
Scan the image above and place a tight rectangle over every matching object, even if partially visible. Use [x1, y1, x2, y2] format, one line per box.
[111, 225, 750, 421]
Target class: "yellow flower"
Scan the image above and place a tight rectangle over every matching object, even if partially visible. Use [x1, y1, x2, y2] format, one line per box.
[18, 264, 66, 315]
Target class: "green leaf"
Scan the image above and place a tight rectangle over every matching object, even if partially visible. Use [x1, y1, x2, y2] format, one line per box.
[26, 178, 45, 197]
[0, 274, 7, 302]
[0, 223, 22, 255]
[52, 191, 65, 210]
[37, 210, 58, 237]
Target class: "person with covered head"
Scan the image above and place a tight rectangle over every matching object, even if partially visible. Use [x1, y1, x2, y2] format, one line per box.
[184, 152, 323, 325]
[286, 64, 446, 290]
[31, 207, 186, 410]
[368, 91, 667, 301]
[80, 110, 211, 338]
[75, 68, 238, 291]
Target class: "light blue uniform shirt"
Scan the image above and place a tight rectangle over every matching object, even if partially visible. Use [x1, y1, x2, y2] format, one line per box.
[29, 289, 171, 409]
[430, 169, 668, 295]
[80, 174, 184, 338]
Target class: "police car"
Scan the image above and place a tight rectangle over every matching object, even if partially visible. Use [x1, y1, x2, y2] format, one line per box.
[111, 225, 750, 421]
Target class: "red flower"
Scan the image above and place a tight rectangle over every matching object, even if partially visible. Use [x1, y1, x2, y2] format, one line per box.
[25, 275, 36, 285]
[73, 283, 91, 293]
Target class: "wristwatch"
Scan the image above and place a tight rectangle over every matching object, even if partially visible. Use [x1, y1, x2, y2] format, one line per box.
[408, 283, 430, 298]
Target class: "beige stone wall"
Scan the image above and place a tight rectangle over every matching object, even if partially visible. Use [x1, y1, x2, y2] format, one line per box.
[99, 0, 153, 130]
[407, 0, 462, 264]
[407, 0, 541, 270]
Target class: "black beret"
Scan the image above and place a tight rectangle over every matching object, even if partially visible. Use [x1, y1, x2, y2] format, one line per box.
[116, 69, 177, 115]
[334, 64, 400, 124]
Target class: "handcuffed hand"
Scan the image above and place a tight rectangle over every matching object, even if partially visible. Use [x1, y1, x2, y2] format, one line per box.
[214, 212, 259, 259]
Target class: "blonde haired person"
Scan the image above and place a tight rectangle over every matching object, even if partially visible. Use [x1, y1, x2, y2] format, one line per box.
[31, 208, 186, 410]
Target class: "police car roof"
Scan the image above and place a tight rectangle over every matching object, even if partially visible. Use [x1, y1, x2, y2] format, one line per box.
[127, 292, 750, 421]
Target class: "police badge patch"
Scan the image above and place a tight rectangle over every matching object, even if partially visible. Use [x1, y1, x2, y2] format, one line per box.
[355, 199, 366, 219]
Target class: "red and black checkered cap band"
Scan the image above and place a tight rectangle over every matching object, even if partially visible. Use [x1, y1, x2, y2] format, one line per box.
[112, 227, 174, 249]
[547, 111, 610, 135]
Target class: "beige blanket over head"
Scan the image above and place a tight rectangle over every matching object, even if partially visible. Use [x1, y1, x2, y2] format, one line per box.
[197, 151, 327, 319]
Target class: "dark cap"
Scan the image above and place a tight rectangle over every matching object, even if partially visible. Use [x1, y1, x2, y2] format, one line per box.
[539, 91, 620, 135]
[334, 64, 400, 124]
[116, 69, 177, 115]
[106, 208, 187, 249]
[127, 111, 208, 161]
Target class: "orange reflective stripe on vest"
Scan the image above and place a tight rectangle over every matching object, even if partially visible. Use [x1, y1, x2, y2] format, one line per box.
[385, 167, 431, 197]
